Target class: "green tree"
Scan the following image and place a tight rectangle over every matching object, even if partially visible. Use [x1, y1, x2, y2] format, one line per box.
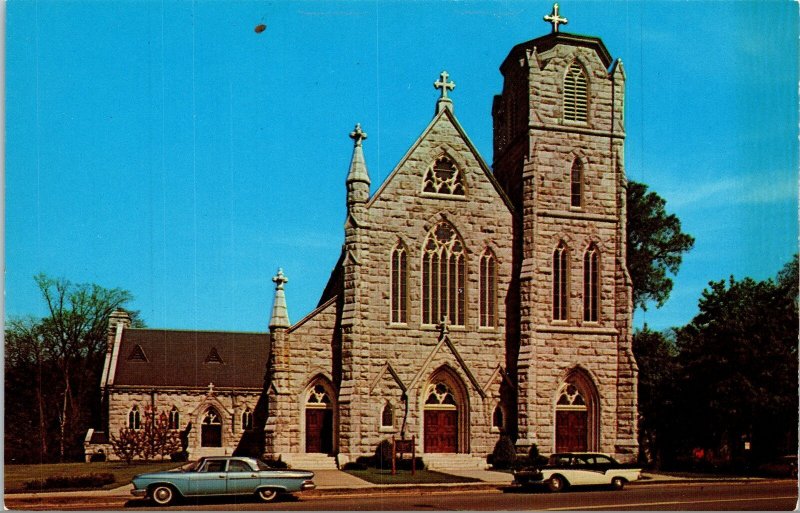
[4, 275, 140, 462]
[632, 326, 679, 467]
[627, 181, 695, 310]
[675, 256, 798, 464]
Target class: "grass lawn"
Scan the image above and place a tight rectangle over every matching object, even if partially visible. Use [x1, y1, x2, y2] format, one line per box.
[344, 468, 481, 485]
[5, 461, 178, 493]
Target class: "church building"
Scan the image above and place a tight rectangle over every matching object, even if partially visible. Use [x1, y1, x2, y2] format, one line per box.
[85, 5, 638, 468]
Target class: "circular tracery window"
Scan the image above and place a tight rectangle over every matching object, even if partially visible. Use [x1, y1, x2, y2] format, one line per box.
[307, 384, 331, 407]
[556, 383, 587, 409]
[425, 382, 457, 408]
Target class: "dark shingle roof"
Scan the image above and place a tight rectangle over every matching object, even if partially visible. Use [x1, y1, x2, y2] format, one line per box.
[112, 329, 270, 389]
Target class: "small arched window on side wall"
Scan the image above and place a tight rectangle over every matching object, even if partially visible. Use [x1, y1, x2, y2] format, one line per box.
[583, 245, 600, 322]
[479, 249, 497, 327]
[564, 61, 588, 123]
[553, 243, 569, 321]
[168, 406, 180, 430]
[128, 406, 141, 430]
[570, 159, 584, 208]
[391, 243, 408, 324]
[492, 404, 504, 432]
[242, 408, 254, 431]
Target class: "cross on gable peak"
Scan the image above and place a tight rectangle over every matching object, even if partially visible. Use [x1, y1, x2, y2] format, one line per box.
[434, 71, 455, 100]
[349, 123, 367, 147]
[544, 3, 568, 33]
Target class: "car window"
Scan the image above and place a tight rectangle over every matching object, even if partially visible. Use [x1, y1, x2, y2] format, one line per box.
[228, 460, 253, 472]
[256, 459, 273, 471]
[201, 460, 227, 472]
[594, 455, 614, 465]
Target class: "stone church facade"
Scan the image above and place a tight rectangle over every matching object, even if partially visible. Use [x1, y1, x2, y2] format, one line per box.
[86, 7, 638, 467]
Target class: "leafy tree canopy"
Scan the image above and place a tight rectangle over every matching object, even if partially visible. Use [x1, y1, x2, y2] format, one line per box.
[627, 181, 695, 310]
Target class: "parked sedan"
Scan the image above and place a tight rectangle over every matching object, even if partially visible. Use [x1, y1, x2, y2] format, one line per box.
[131, 456, 316, 505]
[513, 452, 641, 492]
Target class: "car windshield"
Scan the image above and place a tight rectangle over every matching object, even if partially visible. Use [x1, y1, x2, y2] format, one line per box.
[180, 460, 202, 472]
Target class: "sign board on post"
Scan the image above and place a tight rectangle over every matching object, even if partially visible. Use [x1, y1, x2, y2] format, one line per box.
[391, 436, 416, 475]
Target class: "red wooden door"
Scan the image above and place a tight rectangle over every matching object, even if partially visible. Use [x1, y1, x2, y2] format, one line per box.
[424, 410, 458, 453]
[306, 409, 333, 453]
[556, 410, 588, 452]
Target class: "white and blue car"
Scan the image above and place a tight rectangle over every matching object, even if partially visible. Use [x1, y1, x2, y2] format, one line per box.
[513, 452, 641, 492]
[131, 456, 316, 505]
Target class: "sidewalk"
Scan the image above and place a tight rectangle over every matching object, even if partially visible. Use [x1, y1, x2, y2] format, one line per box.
[3, 469, 780, 501]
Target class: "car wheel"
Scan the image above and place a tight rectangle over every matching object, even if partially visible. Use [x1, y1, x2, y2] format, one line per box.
[547, 475, 566, 493]
[257, 488, 278, 502]
[611, 477, 626, 490]
[150, 484, 176, 506]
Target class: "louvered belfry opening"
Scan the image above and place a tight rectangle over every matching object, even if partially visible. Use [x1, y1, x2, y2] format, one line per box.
[564, 62, 588, 122]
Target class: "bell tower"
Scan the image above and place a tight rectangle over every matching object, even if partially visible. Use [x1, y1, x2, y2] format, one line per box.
[492, 4, 638, 460]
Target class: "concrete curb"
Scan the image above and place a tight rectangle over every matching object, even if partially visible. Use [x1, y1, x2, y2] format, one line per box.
[6, 476, 789, 502]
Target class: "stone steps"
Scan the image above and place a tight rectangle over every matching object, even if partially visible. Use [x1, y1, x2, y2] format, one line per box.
[280, 453, 339, 470]
[424, 453, 489, 470]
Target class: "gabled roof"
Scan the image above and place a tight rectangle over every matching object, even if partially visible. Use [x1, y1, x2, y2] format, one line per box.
[500, 31, 613, 73]
[111, 329, 269, 389]
[367, 106, 515, 214]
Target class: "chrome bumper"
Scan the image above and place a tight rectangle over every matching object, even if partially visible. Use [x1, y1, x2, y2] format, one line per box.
[131, 488, 147, 497]
[301, 480, 316, 491]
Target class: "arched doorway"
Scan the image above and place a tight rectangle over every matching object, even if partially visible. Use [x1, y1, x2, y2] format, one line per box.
[201, 408, 222, 447]
[554, 372, 598, 452]
[305, 382, 333, 454]
[423, 369, 468, 453]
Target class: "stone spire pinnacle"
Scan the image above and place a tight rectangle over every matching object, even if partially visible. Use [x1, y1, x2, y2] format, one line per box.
[346, 123, 370, 186]
[269, 268, 290, 331]
[434, 70, 455, 114]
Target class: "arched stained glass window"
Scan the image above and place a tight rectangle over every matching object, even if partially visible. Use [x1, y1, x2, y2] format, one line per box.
[564, 62, 588, 122]
[422, 223, 466, 326]
[391, 243, 408, 323]
[583, 245, 600, 322]
[553, 243, 569, 321]
[423, 156, 465, 195]
[492, 404, 504, 430]
[479, 250, 497, 327]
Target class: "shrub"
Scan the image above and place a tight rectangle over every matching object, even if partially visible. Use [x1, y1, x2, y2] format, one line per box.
[373, 439, 394, 469]
[395, 456, 425, 471]
[355, 455, 375, 467]
[170, 451, 188, 462]
[342, 461, 368, 471]
[528, 443, 548, 467]
[89, 451, 106, 462]
[24, 473, 115, 491]
[490, 434, 517, 469]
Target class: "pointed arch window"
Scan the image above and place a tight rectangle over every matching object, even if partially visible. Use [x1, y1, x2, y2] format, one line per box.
[583, 245, 600, 322]
[381, 402, 394, 428]
[479, 249, 497, 327]
[492, 404, 504, 430]
[564, 62, 588, 122]
[553, 243, 569, 321]
[391, 243, 408, 323]
[242, 408, 254, 431]
[423, 156, 465, 196]
[168, 406, 180, 430]
[571, 159, 584, 208]
[422, 222, 466, 326]
[128, 406, 141, 430]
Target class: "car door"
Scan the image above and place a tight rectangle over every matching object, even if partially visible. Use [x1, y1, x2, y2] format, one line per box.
[570, 455, 593, 485]
[226, 459, 260, 495]
[187, 458, 228, 496]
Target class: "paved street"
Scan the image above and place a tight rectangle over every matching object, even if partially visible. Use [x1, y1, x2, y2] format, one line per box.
[5, 480, 797, 511]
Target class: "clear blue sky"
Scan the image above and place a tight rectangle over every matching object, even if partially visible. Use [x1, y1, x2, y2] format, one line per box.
[6, 1, 798, 333]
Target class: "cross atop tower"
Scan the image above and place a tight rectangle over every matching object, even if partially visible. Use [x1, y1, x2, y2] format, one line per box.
[544, 3, 568, 33]
[272, 268, 288, 290]
[434, 71, 455, 100]
[349, 123, 367, 147]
